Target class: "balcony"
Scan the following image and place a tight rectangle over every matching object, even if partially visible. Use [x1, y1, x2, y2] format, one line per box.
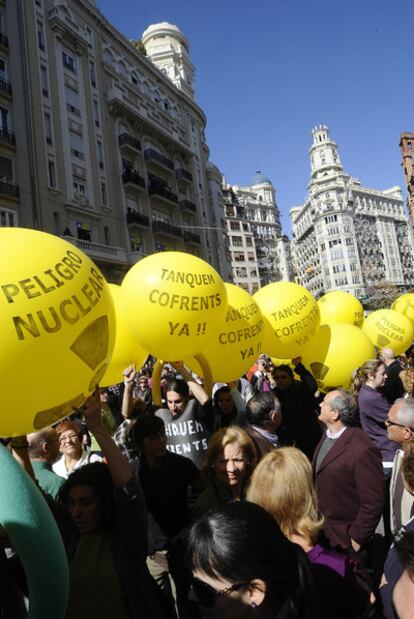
[126, 209, 149, 226]
[144, 148, 174, 171]
[176, 167, 193, 182]
[118, 132, 141, 152]
[122, 169, 146, 189]
[179, 199, 196, 213]
[148, 178, 178, 204]
[183, 230, 201, 244]
[0, 128, 15, 147]
[152, 219, 182, 238]
[0, 179, 19, 199]
[70, 148, 85, 160]
[0, 78, 12, 97]
[62, 236, 127, 266]
[66, 103, 81, 117]
[0, 32, 8, 49]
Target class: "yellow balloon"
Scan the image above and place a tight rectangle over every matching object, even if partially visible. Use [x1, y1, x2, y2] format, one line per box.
[362, 309, 414, 355]
[392, 293, 414, 325]
[120, 251, 227, 360]
[100, 284, 148, 387]
[185, 284, 264, 383]
[0, 228, 116, 437]
[318, 291, 364, 328]
[271, 357, 295, 371]
[254, 282, 320, 358]
[301, 323, 375, 391]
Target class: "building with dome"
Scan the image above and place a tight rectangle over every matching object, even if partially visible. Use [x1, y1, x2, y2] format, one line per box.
[290, 125, 414, 298]
[0, 1, 229, 281]
[225, 172, 294, 291]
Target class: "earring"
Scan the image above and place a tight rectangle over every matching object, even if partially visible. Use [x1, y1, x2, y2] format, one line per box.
[250, 602, 257, 609]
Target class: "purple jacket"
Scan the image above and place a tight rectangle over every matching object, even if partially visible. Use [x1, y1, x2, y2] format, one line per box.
[358, 384, 398, 462]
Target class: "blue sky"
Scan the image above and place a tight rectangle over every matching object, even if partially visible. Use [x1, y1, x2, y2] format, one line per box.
[97, 0, 414, 235]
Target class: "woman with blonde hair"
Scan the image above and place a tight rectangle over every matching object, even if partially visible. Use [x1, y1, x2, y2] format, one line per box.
[192, 426, 256, 520]
[248, 447, 372, 618]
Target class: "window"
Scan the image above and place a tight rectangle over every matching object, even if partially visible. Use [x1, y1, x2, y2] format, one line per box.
[0, 207, 16, 226]
[234, 252, 245, 262]
[104, 226, 110, 245]
[230, 221, 240, 231]
[77, 222, 91, 241]
[231, 236, 243, 247]
[0, 58, 7, 82]
[53, 212, 60, 234]
[37, 22, 45, 50]
[101, 182, 107, 206]
[69, 130, 84, 159]
[44, 112, 52, 144]
[90, 61, 96, 87]
[0, 155, 12, 179]
[130, 231, 143, 252]
[93, 99, 100, 126]
[73, 179, 87, 198]
[246, 237, 253, 246]
[40, 65, 48, 96]
[97, 140, 104, 169]
[345, 238, 353, 246]
[86, 27, 93, 49]
[48, 160, 56, 187]
[62, 51, 76, 72]
[0, 106, 8, 131]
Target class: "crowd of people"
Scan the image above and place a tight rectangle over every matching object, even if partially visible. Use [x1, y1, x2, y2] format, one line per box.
[2, 347, 414, 618]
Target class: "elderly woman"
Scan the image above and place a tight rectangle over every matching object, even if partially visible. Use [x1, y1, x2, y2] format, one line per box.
[247, 447, 372, 618]
[192, 426, 256, 520]
[52, 419, 102, 479]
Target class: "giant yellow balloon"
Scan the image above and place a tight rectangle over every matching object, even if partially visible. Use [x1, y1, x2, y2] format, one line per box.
[362, 309, 414, 355]
[120, 252, 227, 360]
[254, 282, 320, 358]
[100, 284, 148, 387]
[318, 291, 364, 328]
[392, 293, 414, 326]
[0, 228, 116, 437]
[301, 323, 375, 391]
[186, 284, 264, 383]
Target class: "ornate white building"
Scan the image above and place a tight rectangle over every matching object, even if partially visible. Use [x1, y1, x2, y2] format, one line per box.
[223, 185, 260, 294]
[230, 172, 293, 286]
[291, 125, 414, 298]
[0, 2, 228, 281]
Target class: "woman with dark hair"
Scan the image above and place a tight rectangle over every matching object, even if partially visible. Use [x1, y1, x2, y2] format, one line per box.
[187, 500, 317, 618]
[212, 385, 240, 429]
[351, 359, 398, 469]
[57, 389, 167, 619]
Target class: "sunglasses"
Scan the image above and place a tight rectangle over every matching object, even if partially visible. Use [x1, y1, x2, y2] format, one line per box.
[385, 418, 414, 431]
[191, 576, 248, 608]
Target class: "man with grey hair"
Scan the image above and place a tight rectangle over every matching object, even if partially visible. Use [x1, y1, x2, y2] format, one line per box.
[385, 397, 414, 531]
[27, 427, 65, 499]
[380, 347, 405, 405]
[313, 389, 384, 552]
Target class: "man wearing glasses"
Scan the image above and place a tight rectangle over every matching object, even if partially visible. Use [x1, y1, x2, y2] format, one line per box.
[385, 398, 414, 532]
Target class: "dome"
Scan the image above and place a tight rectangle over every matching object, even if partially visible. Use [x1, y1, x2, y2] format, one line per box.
[142, 22, 189, 49]
[250, 171, 272, 186]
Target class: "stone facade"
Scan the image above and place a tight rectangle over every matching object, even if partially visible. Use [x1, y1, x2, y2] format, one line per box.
[229, 172, 294, 287]
[1, 1, 227, 281]
[290, 125, 414, 299]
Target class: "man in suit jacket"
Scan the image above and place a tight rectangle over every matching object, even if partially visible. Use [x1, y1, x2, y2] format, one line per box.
[313, 389, 384, 551]
[385, 397, 414, 532]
